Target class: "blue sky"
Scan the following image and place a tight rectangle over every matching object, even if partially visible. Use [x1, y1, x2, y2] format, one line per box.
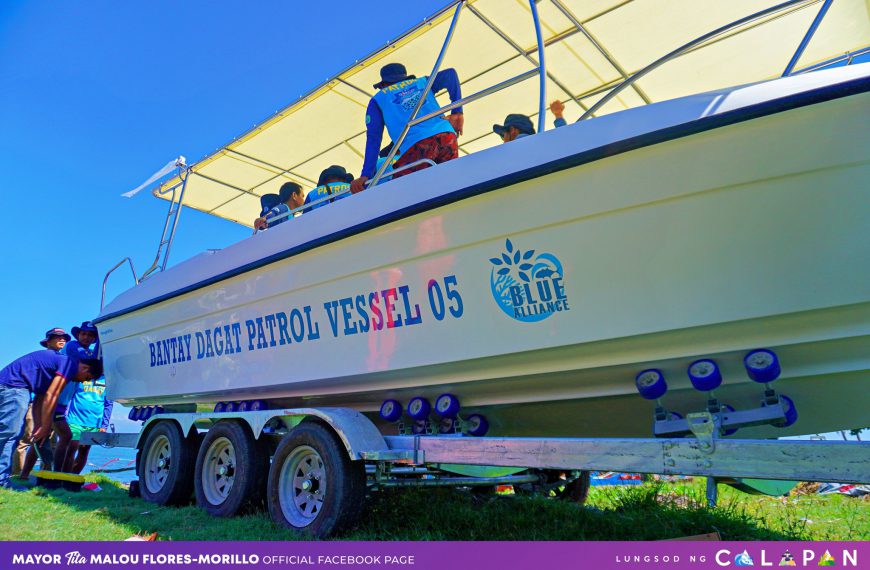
[0, 1, 446, 358]
[0, 2, 865, 436]
[0, 1, 446, 427]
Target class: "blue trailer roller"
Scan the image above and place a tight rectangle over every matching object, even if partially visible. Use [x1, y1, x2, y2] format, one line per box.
[688, 359, 722, 391]
[379, 399, 403, 423]
[434, 393, 461, 417]
[248, 399, 267, 412]
[764, 395, 798, 428]
[466, 414, 489, 437]
[744, 349, 781, 383]
[635, 369, 667, 400]
[407, 397, 431, 421]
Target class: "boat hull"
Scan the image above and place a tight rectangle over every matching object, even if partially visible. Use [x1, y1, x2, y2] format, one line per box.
[99, 85, 870, 439]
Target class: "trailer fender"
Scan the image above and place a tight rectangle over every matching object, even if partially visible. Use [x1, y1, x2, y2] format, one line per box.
[134, 407, 387, 461]
[270, 408, 388, 460]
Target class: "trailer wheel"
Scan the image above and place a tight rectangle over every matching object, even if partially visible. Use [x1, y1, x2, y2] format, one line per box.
[267, 423, 365, 538]
[194, 421, 267, 517]
[138, 421, 196, 506]
[517, 470, 591, 504]
[551, 470, 591, 504]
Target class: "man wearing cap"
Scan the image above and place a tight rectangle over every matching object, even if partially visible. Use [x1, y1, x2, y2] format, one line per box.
[52, 321, 98, 471]
[493, 113, 537, 143]
[254, 182, 305, 230]
[0, 350, 102, 488]
[303, 165, 354, 212]
[350, 63, 464, 194]
[12, 328, 69, 477]
[493, 104, 570, 143]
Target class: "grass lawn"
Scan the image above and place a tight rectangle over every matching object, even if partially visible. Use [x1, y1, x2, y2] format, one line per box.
[1, 476, 866, 541]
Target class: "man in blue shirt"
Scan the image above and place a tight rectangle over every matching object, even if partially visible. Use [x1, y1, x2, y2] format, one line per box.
[254, 182, 305, 230]
[303, 165, 354, 211]
[14, 328, 69, 477]
[0, 351, 101, 488]
[52, 321, 100, 472]
[350, 63, 464, 193]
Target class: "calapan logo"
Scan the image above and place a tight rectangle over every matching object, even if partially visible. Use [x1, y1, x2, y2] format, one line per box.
[489, 238, 570, 322]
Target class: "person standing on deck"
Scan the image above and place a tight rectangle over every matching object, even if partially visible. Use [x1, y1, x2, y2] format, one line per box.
[0, 351, 101, 489]
[14, 328, 68, 477]
[350, 63, 464, 193]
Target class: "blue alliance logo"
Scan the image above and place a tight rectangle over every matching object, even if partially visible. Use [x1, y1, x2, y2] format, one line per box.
[488, 238, 570, 323]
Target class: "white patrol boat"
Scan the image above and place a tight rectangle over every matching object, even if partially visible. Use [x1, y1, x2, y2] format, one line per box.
[97, 0, 870, 441]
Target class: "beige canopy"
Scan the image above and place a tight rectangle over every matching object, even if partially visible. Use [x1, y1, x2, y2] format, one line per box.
[153, 0, 870, 227]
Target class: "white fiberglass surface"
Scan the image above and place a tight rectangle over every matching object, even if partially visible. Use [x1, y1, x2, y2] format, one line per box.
[103, 63, 870, 315]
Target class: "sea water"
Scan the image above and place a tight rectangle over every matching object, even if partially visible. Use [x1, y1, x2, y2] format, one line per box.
[80, 444, 138, 484]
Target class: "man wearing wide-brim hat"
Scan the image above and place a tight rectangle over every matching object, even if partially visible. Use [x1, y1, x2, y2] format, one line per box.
[0, 349, 102, 489]
[12, 328, 70, 477]
[39, 328, 71, 351]
[350, 62, 465, 194]
[304, 165, 355, 212]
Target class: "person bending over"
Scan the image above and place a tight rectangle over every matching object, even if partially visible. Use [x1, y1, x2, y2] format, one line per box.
[15, 328, 69, 477]
[0, 350, 101, 489]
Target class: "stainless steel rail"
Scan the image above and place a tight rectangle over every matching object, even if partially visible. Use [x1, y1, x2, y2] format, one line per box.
[140, 164, 191, 280]
[369, 1, 465, 188]
[530, 0, 547, 134]
[254, 158, 437, 232]
[100, 257, 138, 310]
[578, 0, 819, 121]
[782, 0, 834, 76]
[369, 0, 548, 187]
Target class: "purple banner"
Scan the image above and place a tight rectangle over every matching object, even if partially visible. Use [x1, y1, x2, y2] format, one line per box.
[0, 541, 865, 570]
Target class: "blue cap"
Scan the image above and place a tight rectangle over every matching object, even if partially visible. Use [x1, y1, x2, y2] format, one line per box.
[71, 321, 98, 338]
[493, 114, 535, 137]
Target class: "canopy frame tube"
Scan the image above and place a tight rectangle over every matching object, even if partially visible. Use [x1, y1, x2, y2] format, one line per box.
[369, 0, 549, 187]
[782, 0, 834, 76]
[140, 165, 191, 281]
[255, 158, 438, 232]
[369, 1, 466, 188]
[578, 0, 818, 121]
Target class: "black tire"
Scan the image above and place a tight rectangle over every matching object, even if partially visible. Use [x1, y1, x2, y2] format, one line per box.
[516, 470, 591, 504]
[553, 470, 591, 504]
[194, 421, 267, 517]
[137, 421, 196, 506]
[267, 422, 366, 538]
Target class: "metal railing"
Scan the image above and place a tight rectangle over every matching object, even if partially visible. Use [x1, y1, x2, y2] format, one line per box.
[253, 158, 438, 233]
[139, 163, 191, 281]
[109, 0, 848, 304]
[101, 257, 138, 310]
[578, 0, 823, 121]
[369, 0, 547, 187]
